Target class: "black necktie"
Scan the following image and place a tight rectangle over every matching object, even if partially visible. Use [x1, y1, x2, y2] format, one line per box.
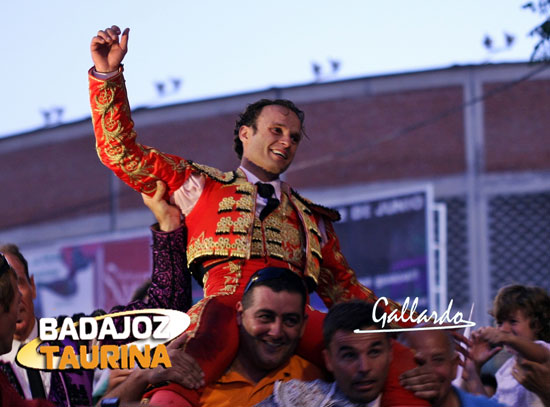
[256, 182, 280, 221]
[26, 367, 46, 399]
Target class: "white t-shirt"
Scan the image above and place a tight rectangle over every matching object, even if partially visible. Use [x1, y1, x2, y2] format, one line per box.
[492, 340, 550, 407]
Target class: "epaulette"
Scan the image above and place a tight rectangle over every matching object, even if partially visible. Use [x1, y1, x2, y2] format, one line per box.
[187, 160, 237, 184]
[291, 190, 341, 222]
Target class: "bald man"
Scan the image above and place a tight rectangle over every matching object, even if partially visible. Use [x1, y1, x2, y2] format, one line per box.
[401, 329, 503, 407]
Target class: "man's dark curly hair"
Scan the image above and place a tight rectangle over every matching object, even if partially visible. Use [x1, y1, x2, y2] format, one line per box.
[490, 284, 550, 342]
[233, 99, 306, 159]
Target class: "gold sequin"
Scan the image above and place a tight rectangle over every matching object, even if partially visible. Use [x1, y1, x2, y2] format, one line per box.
[218, 197, 237, 213]
[216, 217, 233, 234]
[236, 183, 255, 195]
[187, 233, 250, 265]
[236, 195, 254, 212]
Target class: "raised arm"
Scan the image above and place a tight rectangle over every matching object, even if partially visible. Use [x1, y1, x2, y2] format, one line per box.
[90, 25, 129, 73]
[142, 181, 183, 233]
[89, 25, 195, 198]
[475, 326, 550, 364]
[109, 182, 190, 314]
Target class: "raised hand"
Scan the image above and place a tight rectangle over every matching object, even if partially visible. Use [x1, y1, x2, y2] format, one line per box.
[90, 25, 129, 73]
[512, 358, 550, 406]
[148, 334, 205, 389]
[475, 327, 507, 347]
[142, 180, 182, 232]
[399, 364, 440, 401]
[449, 329, 472, 367]
[469, 328, 502, 370]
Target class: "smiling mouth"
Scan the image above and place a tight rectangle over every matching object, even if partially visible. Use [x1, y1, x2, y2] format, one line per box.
[270, 149, 288, 159]
[261, 339, 286, 352]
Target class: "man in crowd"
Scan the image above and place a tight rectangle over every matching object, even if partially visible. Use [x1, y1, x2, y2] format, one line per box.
[0, 253, 52, 407]
[257, 300, 426, 407]
[89, 24, 417, 405]
[101, 267, 322, 406]
[0, 229, 190, 405]
[400, 329, 504, 407]
[0, 245, 94, 407]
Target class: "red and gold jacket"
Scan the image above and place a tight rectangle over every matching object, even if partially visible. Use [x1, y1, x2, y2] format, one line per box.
[89, 69, 411, 317]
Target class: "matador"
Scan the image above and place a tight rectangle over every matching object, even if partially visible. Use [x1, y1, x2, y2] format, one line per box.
[89, 25, 426, 406]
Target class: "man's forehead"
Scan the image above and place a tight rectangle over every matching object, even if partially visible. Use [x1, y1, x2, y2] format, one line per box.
[249, 286, 302, 310]
[405, 331, 453, 355]
[257, 105, 301, 126]
[331, 328, 388, 349]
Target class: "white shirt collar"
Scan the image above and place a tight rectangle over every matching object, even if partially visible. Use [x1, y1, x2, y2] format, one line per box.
[25, 319, 38, 344]
[239, 166, 282, 200]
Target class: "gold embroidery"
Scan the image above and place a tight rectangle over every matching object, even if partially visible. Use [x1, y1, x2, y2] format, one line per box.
[217, 195, 253, 214]
[94, 79, 187, 195]
[309, 227, 323, 241]
[182, 296, 209, 340]
[291, 196, 322, 254]
[215, 213, 253, 235]
[263, 208, 285, 261]
[216, 217, 233, 234]
[251, 239, 264, 256]
[218, 197, 236, 213]
[317, 267, 347, 305]
[265, 227, 282, 244]
[250, 218, 265, 257]
[250, 197, 306, 265]
[236, 183, 255, 195]
[266, 251, 285, 260]
[189, 162, 236, 183]
[291, 190, 341, 221]
[185, 181, 323, 278]
[187, 233, 250, 265]
[312, 249, 323, 261]
[233, 213, 253, 234]
[266, 242, 285, 257]
[280, 221, 302, 247]
[236, 195, 254, 212]
[218, 262, 243, 294]
[286, 193, 324, 282]
[183, 262, 244, 345]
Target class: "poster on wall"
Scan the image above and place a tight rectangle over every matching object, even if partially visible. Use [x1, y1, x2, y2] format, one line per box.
[26, 235, 151, 318]
[314, 186, 434, 311]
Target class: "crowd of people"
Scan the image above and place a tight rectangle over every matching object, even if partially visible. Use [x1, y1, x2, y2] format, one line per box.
[2, 245, 550, 406]
[1, 24, 549, 407]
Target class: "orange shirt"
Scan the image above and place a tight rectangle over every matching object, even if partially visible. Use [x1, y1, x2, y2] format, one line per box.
[200, 355, 323, 407]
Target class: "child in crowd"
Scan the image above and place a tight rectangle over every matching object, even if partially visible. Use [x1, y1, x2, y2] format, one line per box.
[469, 285, 550, 407]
